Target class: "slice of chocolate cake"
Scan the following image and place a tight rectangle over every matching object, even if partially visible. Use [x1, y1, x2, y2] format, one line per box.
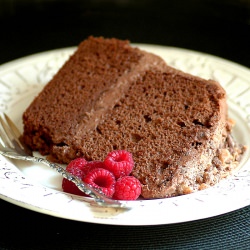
[22, 36, 245, 199]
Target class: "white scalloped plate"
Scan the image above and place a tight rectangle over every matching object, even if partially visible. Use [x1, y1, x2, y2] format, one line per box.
[1, 44, 250, 225]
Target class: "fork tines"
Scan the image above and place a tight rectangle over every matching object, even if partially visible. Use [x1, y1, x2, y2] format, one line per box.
[0, 113, 12, 149]
[0, 113, 31, 155]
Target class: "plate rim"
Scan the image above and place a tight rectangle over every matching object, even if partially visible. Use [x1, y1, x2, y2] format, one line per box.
[0, 44, 250, 226]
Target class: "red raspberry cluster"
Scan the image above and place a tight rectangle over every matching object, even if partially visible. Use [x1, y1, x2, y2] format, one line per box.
[62, 150, 141, 200]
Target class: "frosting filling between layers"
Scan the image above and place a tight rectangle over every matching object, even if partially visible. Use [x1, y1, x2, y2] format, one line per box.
[74, 51, 168, 135]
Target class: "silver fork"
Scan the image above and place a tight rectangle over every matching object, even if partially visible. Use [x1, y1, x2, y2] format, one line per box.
[0, 113, 129, 209]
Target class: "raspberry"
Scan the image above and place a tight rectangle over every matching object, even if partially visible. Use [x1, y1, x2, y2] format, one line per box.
[62, 159, 105, 196]
[113, 176, 141, 200]
[65, 157, 88, 175]
[104, 150, 134, 179]
[84, 161, 105, 177]
[61, 151, 140, 200]
[83, 168, 116, 198]
[62, 158, 88, 196]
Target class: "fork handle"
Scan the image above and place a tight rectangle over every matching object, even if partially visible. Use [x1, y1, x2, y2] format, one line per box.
[20, 155, 127, 208]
